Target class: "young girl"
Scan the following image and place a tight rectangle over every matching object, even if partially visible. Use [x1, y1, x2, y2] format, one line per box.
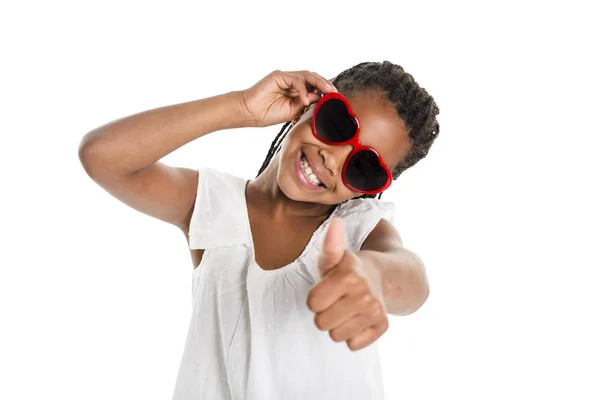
[79, 61, 440, 399]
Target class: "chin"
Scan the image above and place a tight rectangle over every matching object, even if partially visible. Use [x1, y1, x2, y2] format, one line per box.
[277, 170, 318, 203]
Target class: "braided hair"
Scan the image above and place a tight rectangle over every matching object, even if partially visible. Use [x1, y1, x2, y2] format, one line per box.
[256, 61, 441, 200]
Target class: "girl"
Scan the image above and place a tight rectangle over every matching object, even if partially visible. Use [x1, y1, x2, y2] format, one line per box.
[79, 61, 440, 399]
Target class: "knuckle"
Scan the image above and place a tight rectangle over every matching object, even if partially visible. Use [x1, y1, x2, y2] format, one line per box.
[360, 293, 374, 307]
[292, 76, 305, 86]
[353, 276, 370, 292]
[341, 271, 361, 286]
[381, 318, 389, 332]
[373, 317, 389, 336]
[371, 300, 384, 314]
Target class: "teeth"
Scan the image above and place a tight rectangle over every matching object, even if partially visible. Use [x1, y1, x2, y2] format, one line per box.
[301, 153, 322, 186]
[308, 173, 320, 186]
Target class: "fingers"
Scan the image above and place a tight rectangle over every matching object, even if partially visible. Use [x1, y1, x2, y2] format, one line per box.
[311, 71, 337, 92]
[307, 256, 364, 313]
[331, 313, 386, 345]
[307, 92, 322, 104]
[313, 292, 388, 349]
[314, 292, 376, 331]
[274, 71, 310, 106]
[292, 70, 337, 94]
[346, 320, 389, 351]
[271, 70, 337, 108]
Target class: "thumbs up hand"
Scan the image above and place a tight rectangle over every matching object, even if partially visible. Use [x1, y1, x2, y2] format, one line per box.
[306, 218, 389, 351]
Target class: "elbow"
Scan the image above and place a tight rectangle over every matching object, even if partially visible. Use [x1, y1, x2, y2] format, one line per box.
[408, 263, 430, 314]
[391, 285, 429, 316]
[412, 278, 430, 313]
[78, 138, 97, 177]
[408, 252, 430, 313]
[388, 262, 430, 316]
[78, 131, 107, 177]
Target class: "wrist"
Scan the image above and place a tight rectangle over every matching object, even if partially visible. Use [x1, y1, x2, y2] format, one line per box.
[227, 90, 259, 128]
[355, 251, 385, 292]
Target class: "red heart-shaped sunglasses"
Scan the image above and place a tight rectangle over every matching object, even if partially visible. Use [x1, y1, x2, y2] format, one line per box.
[311, 92, 393, 195]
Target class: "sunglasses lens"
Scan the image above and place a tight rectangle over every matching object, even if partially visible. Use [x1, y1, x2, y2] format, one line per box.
[345, 150, 388, 192]
[314, 99, 357, 143]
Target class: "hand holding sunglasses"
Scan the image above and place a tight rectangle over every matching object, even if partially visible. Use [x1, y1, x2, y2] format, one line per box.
[239, 70, 337, 128]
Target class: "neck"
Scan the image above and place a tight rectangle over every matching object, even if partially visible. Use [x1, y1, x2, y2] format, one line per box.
[247, 155, 336, 219]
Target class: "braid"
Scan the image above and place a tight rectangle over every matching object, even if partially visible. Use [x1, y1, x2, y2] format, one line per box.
[256, 121, 292, 177]
[257, 61, 440, 201]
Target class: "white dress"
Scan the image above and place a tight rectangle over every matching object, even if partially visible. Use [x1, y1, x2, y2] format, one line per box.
[172, 167, 395, 400]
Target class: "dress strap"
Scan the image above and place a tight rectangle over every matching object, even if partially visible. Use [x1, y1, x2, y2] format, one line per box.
[336, 198, 396, 250]
[187, 168, 250, 250]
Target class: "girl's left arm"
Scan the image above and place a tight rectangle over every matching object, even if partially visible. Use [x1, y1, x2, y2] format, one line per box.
[359, 219, 430, 316]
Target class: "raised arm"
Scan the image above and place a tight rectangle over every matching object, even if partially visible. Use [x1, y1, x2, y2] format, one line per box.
[78, 91, 252, 231]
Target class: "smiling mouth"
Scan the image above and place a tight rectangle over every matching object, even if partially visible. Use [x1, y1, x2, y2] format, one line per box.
[296, 150, 327, 190]
[301, 155, 323, 186]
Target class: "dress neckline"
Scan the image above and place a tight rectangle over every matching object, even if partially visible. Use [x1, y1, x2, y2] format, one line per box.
[241, 178, 340, 275]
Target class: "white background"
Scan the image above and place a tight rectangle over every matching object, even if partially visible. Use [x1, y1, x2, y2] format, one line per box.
[1, 1, 599, 399]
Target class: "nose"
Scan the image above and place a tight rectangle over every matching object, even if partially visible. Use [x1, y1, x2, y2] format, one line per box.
[319, 144, 353, 176]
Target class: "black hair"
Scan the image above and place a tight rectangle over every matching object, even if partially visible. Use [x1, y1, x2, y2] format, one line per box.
[256, 61, 440, 200]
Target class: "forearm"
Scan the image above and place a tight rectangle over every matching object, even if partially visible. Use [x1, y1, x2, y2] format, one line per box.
[358, 248, 429, 316]
[79, 90, 251, 175]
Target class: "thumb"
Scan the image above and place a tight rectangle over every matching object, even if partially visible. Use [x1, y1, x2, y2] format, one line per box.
[318, 218, 346, 277]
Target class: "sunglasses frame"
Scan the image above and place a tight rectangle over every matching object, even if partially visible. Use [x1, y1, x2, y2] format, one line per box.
[311, 92, 393, 195]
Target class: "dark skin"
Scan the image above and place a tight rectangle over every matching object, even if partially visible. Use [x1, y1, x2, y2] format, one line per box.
[188, 88, 411, 271]
[245, 88, 411, 270]
[242, 89, 425, 350]
[80, 70, 429, 352]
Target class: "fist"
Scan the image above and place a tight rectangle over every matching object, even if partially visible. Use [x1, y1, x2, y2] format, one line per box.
[306, 219, 389, 351]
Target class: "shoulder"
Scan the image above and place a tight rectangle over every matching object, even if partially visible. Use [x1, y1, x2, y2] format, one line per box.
[336, 198, 395, 221]
[188, 167, 250, 250]
[196, 167, 246, 189]
[298, 198, 397, 282]
[328, 198, 396, 251]
[193, 167, 248, 206]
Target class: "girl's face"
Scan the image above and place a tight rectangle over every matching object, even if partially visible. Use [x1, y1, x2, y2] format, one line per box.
[277, 89, 411, 205]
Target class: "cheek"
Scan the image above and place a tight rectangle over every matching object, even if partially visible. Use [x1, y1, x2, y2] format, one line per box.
[278, 129, 301, 159]
[288, 122, 318, 146]
[337, 185, 360, 201]
[278, 134, 293, 154]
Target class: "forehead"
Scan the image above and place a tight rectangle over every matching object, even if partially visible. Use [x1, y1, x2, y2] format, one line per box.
[346, 90, 410, 168]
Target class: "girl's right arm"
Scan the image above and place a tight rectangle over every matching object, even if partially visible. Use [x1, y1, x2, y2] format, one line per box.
[78, 91, 254, 232]
[78, 71, 335, 233]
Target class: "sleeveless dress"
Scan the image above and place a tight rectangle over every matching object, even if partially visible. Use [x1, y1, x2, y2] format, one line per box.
[172, 167, 395, 400]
